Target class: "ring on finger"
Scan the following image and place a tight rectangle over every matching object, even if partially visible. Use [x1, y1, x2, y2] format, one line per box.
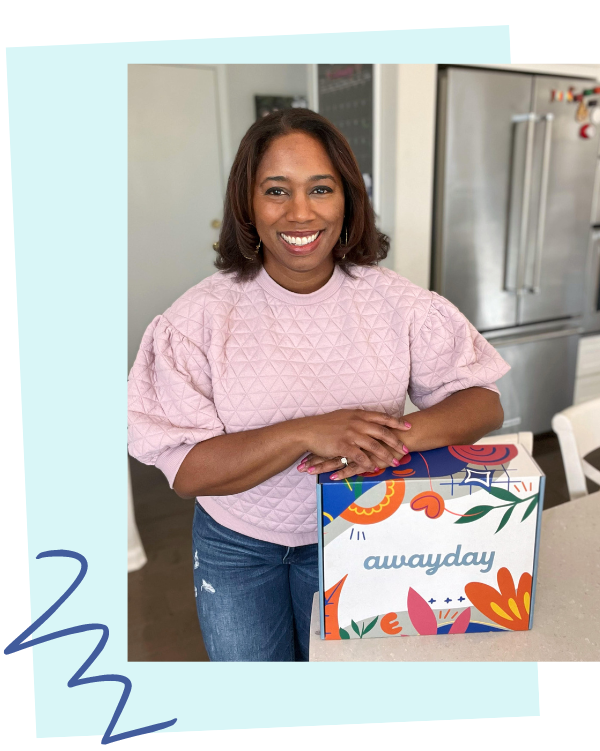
[340, 457, 349, 467]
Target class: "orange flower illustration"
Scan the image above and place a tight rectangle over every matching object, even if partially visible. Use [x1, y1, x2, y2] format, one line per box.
[465, 568, 532, 631]
[340, 481, 405, 525]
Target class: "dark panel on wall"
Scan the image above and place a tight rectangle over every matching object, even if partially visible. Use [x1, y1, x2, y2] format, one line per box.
[318, 64, 373, 199]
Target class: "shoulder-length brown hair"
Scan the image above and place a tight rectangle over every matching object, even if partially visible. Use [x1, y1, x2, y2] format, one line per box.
[214, 108, 389, 280]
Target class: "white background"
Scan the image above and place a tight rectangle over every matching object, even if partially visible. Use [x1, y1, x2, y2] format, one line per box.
[1, 2, 599, 748]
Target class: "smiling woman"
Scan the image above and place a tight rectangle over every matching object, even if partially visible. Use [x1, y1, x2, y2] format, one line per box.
[215, 108, 388, 289]
[254, 132, 345, 292]
[127, 108, 510, 663]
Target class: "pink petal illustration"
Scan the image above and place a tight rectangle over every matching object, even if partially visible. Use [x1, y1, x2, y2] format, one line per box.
[448, 607, 471, 634]
[407, 587, 438, 635]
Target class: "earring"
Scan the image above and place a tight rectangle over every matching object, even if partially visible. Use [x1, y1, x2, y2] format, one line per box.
[340, 226, 348, 247]
[339, 225, 348, 260]
[241, 238, 261, 261]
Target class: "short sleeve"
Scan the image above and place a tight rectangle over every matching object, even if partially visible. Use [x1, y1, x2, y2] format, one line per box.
[408, 292, 511, 410]
[127, 315, 225, 488]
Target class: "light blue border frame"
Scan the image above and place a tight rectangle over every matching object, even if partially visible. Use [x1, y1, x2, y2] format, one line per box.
[7, 28, 540, 739]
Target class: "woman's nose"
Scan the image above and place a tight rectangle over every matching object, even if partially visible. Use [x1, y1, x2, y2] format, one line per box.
[286, 193, 316, 223]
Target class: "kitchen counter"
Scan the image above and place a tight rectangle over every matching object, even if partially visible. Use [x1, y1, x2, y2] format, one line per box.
[309, 492, 600, 661]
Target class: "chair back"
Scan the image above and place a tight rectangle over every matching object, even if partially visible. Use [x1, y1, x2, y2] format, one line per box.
[552, 398, 600, 499]
[128, 463, 148, 571]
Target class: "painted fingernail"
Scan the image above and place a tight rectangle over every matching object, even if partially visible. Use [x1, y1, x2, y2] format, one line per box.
[404, 422, 411, 429]
[307, 467, 316, 474]
[392, 458, 400, 466]
[374, 467, 380, 471]
[330, 473, 338, 480]
[402, 445, 409, 454]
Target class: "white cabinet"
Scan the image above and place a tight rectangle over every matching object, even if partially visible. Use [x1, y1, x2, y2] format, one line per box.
[574, 334, 600, 405]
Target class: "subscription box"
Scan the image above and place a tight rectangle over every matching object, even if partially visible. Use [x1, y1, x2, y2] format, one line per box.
[317, 444, 545, 640]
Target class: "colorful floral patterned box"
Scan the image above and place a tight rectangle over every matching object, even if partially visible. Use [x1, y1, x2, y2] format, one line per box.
[316, 444, 545, 640]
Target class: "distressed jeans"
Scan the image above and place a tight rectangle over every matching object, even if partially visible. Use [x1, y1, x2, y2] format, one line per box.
[191, 502, 319, 662]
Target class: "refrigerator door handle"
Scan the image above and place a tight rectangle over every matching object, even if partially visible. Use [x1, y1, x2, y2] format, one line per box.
[529, 113, 554, 294]
[505, 113, 536, 293]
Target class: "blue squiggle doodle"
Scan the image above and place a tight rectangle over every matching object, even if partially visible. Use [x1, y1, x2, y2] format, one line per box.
[4, 549, 177, 744]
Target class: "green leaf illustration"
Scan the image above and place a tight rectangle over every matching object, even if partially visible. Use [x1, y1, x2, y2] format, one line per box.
[487, 486, 536, 505]
[361, 617, 379, 636]
[339, 627, 350, 640]
[487, 486, 522, 504]
[521, 495, 539, 522]
[351, 619, 361, 637]
[495, 503, 516, 533]
[454, 505, 495, 524]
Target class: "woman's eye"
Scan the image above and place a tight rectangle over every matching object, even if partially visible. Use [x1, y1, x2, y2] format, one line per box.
[264, 186, 332, 196]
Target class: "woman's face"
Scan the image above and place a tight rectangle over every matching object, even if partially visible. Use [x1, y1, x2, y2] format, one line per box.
[252, 131, 345, 280]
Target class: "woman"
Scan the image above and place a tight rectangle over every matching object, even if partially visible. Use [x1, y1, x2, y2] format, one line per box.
[127, 108, 510, 662]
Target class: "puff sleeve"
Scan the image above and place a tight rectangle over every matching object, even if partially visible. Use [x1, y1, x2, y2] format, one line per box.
[127, 315, 225, 488]
[408, 292, 511, 411]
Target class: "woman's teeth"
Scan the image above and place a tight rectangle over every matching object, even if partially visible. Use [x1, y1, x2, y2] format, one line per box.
[280, 231, 320, 246]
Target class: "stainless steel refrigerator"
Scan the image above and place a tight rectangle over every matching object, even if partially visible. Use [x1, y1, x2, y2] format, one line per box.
[582, 148, 600, 334]
[433, 66, 600, 435]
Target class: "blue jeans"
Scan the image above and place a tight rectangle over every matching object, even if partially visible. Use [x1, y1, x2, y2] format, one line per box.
[191, 502, 319, 662]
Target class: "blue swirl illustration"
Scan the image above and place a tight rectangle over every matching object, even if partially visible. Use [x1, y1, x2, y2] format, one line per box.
[4, 549, 177, 744]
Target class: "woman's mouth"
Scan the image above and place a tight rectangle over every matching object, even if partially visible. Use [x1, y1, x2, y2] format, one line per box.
[278, 230, 323, 255]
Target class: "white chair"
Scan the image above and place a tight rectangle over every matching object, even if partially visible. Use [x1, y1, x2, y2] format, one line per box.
[552, 398, 600, 500]
[475, 431, 534, 456]
[128, 463, 148, 572]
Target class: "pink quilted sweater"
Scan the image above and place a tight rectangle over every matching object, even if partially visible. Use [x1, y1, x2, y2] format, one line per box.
[127, 264, 510, 546]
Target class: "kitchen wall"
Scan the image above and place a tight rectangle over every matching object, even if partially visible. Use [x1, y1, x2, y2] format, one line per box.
[221, 64, 310, 175]
[128, 64, 311, 369]
[128, 64, 225, 370]
[373, 65, 399, 272]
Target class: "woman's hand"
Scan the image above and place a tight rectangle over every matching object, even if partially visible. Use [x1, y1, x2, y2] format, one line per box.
[297, 388, 504, 482]
[297, 445, 408, 481]
[297, 410, 411, 478]
[173, 389, 502, 498]
[173, 408, 410, 498]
